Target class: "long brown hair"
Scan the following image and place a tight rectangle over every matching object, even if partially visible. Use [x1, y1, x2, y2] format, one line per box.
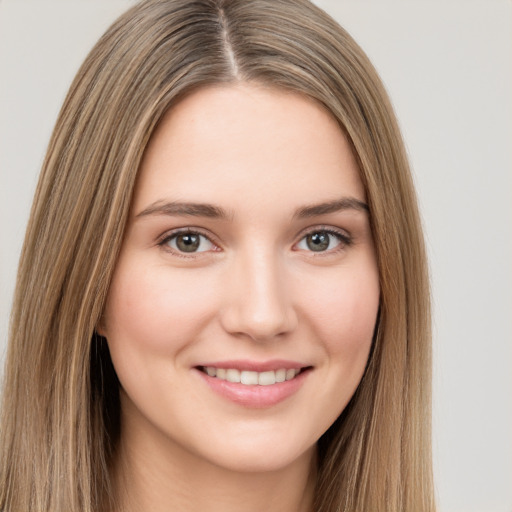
[0, 1, 434, 510]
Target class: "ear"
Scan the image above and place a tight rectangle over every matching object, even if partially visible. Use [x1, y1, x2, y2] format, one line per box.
[95, 315, 108, 338]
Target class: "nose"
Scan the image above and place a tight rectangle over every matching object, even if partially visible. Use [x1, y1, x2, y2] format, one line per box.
[219, 248, 298, 341]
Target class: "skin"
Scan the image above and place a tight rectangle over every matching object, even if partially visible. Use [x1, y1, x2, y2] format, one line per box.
[101, 83, 380, 512]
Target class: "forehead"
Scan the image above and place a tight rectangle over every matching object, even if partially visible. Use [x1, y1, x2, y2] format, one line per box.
[133, 83, 365, 216]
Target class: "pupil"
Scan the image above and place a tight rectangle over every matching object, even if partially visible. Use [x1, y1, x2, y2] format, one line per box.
[307, 232, 329, 251]
[176, 233, 200, 252]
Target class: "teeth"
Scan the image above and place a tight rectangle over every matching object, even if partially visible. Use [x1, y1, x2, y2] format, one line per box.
[240, 371, 259, 385]
[203, 367, 300, 385]
[226, 369, 240, 383]
[285, 368, 296, 380]
[275, 369, 286, 383]
[258, 370, 276, 386]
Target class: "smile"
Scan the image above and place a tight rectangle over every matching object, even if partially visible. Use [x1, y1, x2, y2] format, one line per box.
[195, 362, 311, 408]
[199, 366, 301, 386]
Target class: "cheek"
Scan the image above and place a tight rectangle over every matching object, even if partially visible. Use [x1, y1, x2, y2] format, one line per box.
[103, 261, 220, 356]
[304, 262, 380, 359]
[290, 261, 379, 441]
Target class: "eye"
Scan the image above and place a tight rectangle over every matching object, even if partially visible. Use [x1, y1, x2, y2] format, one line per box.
[161, 231, 215, 253]
[296, 229, 349, 253]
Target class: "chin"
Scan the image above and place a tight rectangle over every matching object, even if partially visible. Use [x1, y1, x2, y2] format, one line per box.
[206, 445, 315, 474]
[185, 429, 318, 474]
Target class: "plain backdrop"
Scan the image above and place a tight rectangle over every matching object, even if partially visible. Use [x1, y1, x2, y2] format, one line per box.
[0, 1, 511, 511]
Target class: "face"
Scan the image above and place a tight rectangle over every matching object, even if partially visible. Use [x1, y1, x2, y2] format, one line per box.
[101, 84, 380, 473]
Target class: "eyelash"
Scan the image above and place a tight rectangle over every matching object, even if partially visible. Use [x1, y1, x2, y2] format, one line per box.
[296, 227, 353, 255]
[157, 228, 219, 258]
[157, 226, 352, 257]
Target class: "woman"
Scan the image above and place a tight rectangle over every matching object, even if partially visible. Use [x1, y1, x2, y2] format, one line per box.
[0, 0, 434, 511]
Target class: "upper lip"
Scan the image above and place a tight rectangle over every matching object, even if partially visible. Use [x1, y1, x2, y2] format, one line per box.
[195, 359, 309, 372]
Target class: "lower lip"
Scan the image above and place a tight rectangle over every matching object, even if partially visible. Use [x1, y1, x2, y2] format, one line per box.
[195, 368, 310, 408]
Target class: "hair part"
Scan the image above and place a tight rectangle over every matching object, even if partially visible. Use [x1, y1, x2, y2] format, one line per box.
[0, 1, 434, 511]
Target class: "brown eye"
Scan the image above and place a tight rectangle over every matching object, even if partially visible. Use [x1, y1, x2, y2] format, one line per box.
[165, 232, 214, 253]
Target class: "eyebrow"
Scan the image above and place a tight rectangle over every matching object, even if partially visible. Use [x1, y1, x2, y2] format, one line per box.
[135, 201, 231, 220]
[135, 196, 368, 221]
[293, 197, 368, 218]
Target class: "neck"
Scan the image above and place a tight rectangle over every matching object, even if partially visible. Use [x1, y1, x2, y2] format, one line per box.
[112, 412, 317, 512]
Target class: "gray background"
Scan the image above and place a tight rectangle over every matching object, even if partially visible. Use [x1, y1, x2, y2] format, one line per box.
[1, 1, 511, 511]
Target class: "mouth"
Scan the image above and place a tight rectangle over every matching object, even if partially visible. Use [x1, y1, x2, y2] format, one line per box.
[194, 362, 312, 407]
[197, 366, 308, 386]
